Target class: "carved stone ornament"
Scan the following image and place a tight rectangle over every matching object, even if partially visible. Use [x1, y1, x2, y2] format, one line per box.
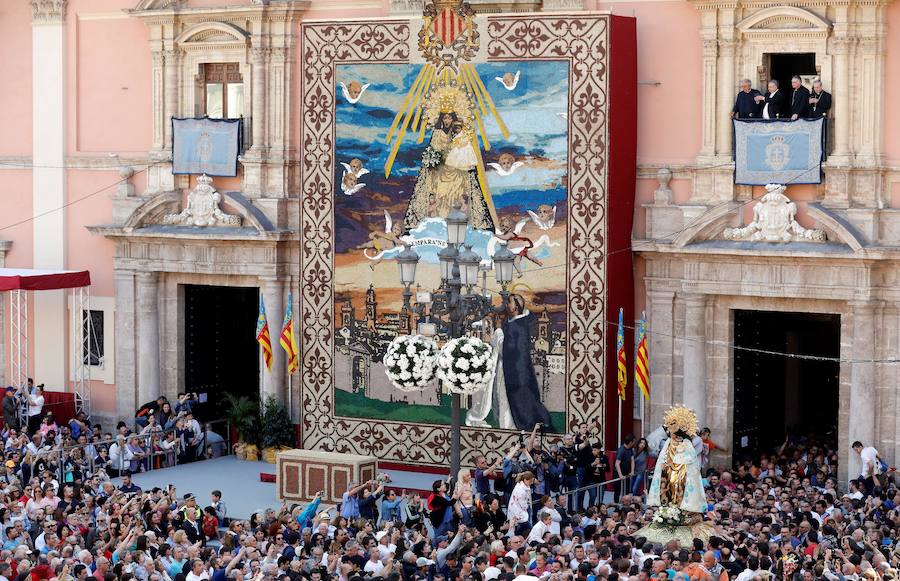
[31, 0, 67, 23]
[161, 174, 242, 228]
[723, 184, 825, 243]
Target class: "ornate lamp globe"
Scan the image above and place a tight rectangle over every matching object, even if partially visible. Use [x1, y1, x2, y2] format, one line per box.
[397, 246, 420, 286]
[457, 244, 481, 290]
[492, 244, 516, 286]
[445, 206, 469, 246]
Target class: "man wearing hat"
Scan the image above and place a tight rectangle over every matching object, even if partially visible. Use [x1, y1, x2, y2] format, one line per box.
[179, 493, 202, 523]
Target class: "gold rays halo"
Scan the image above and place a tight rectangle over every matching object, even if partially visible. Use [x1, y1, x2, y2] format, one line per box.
[383, 63, 510, 228]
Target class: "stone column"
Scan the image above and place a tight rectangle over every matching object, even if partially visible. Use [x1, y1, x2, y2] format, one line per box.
[250, 47, 268, 151]
[31, 0, 68, 388]
[716, 39, 736, 157]
[699, 38, 719, 158]
[646, 289, 676, 426]
[831, 38, 852, 160]
[136, 272, 161, 405]
[115, 271, 139, 420]
[163, 49, 180, 153]
[681, 293, 708, 427]
[261, 277, 286, 402]
[848, 301, 876, 481]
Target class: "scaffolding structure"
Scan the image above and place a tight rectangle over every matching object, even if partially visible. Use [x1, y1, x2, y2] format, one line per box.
[1, 269, 92, 418]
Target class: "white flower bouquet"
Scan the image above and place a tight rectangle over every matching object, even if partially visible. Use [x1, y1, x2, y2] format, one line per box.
[437, 336, 493, 395]
[651, 506, 686, 528]
[382, 335, 439, 392]
[421, 146, 443, 169]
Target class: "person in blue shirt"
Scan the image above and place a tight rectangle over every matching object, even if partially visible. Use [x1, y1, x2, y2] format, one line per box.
[380, 489, 403, 524]
[340, 481, 366, 520]
[295, 491, 322, 528]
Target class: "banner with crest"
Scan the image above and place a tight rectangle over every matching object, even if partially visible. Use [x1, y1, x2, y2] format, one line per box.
[733, 118, 825, 185]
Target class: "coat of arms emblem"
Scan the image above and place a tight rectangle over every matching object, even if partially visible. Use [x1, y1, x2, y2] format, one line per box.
[764, 135, 790, 171]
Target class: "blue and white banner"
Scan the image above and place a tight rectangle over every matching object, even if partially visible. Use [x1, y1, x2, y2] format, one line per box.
[733, 118, 824, 185]
[172, 117, 242, 177]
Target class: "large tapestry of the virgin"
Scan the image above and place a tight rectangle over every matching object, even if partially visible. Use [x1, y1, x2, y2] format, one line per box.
[333, 61, 569, 431]
[299, 9, 636, 466]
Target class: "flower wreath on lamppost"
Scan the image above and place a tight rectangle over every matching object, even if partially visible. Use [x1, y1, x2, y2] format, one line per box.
[394, 206, 517, 476]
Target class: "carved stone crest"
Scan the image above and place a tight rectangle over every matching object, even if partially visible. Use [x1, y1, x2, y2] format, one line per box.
[161, 174, 242, 228]
[724, 184, 825, 243]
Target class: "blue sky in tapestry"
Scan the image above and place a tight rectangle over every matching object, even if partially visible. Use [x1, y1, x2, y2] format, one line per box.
[333, 60, 569, 254]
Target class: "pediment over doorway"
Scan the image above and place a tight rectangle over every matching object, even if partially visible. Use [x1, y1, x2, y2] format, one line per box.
[736, 6, 832, 34]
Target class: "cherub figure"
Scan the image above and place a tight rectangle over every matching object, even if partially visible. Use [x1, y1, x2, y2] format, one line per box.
[357, 210, 408, 269]
[487, 153, 525, 177]
[341, 172, 365, 196]
[339, 81, 371, 105]
[340, 158, 370, 178]
[494, 71, 521, 91]
[527, 204, 557, 230]
[496, 215, 544, 277]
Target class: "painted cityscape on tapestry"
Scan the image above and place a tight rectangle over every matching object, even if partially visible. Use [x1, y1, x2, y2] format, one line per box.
[333, 60, 569, 431]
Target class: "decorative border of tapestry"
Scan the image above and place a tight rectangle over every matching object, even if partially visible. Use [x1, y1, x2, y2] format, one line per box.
[172, 117, 243, 177]
[298, 12, 636, 467]
[733, 118, 824, 185]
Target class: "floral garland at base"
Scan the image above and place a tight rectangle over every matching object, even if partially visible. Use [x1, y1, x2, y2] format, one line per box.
[650, 506, 690, 533]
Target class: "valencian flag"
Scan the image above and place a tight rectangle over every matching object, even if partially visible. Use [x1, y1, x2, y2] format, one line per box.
[432, 5, 465, 45]
[617, 308, 627, 400]
[256, 296, 273, 371]
[635, 311, 650, 400]
[280, 293, 300, 375]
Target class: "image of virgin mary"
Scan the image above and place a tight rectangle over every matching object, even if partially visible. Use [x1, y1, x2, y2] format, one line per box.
[403, 111, 495, 233]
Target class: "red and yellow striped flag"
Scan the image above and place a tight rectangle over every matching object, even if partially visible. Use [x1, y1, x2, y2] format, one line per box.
[280, 293, 299, 375]
[256, 296, 273, 371]
[635, 311, 650, 400]
[616, 308, 627, 400]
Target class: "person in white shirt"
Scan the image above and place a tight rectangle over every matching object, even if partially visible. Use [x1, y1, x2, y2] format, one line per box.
[507, 472, 534, 536]
[363, 551, 386, 576]
[185, 559, 210, 581]
[375, 532, 396, 561]
[526, 512, 554, 545]
[26, 386, 44, 434]
[735, 557, 761, 581]
[852, 441, 880, 495]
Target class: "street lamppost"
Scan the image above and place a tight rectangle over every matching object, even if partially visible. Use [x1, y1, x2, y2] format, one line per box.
[395, 206, 516, 476]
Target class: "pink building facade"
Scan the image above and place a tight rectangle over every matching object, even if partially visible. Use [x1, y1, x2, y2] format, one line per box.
[2, 0, 899, 480]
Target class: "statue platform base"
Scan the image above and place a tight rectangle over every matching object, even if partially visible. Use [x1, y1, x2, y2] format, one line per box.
[636, 520, 720, 546]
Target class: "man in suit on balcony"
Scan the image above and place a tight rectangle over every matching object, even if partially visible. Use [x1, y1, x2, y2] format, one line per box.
[755, 79, 785, 119]
[789, 75, 811, 120]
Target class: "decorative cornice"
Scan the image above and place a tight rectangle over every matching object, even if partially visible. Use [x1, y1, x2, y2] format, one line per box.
[31, 0, 67, 24]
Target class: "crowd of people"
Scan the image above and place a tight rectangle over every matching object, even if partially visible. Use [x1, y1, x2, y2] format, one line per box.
[0, 381, 217, 492]
[0, 385, 897, 581]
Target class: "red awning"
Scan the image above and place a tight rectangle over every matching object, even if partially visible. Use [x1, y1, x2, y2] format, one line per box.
[0, 268, 91, 291]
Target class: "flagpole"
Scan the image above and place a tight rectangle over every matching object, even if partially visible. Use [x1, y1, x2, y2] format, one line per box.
[617, 396, 622, 447]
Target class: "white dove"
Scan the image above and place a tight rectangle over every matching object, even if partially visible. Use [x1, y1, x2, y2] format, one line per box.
[340, 161, 371, 178]
[494, 71, 521, 91]
[557, 111, 568, 121]
[486, 160, 525, 177]
[340, 172, 365, 196]
[338, 81, 371, 105]
[527, 205, 557, 230]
